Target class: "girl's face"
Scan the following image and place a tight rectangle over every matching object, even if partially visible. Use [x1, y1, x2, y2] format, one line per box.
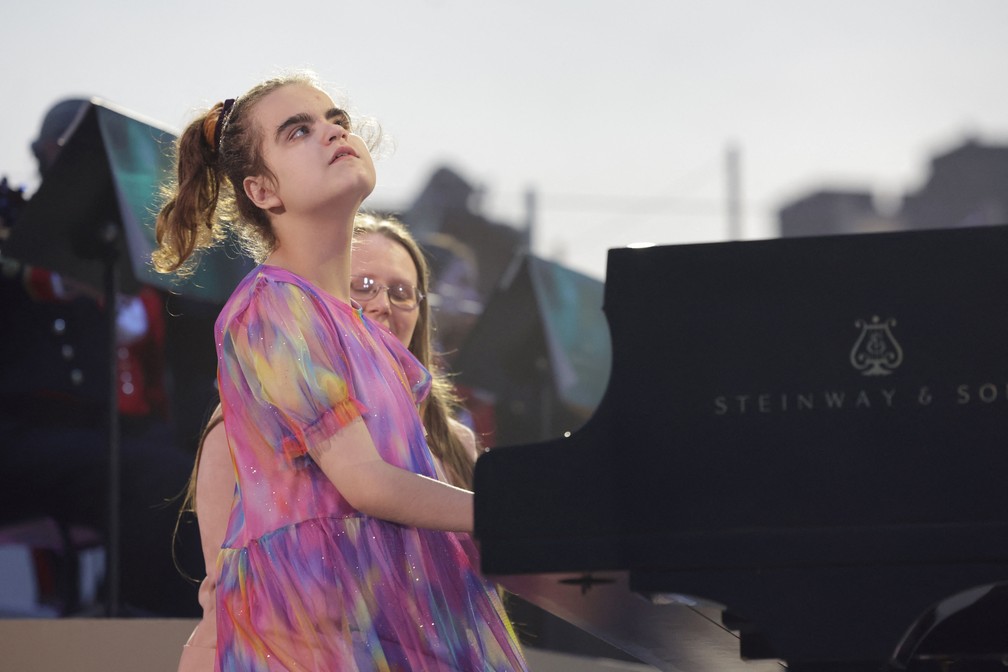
[250, 83, 375, 216]
[351, 232, 421, 348]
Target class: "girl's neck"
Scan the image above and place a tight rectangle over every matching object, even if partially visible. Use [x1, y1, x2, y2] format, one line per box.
[265, 213, 354, 301]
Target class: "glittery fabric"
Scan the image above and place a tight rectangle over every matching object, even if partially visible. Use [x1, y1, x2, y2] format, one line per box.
[213, 265, 526, 671]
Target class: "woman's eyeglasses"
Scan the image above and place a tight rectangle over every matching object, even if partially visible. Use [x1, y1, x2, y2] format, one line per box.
[350, 275, 424, 311]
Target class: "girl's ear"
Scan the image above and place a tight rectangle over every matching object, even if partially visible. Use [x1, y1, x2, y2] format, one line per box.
[243, 175, 282, 210]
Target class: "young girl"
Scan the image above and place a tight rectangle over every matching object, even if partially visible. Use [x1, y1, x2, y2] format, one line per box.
[175, 215, 485, 669]
[154, 71, 526, 671]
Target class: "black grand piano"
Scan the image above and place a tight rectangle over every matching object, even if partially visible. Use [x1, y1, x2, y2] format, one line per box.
[473, 224, 1008, 672]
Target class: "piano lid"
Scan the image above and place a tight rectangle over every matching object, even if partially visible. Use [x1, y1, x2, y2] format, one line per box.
[475, 224, 1008, 670]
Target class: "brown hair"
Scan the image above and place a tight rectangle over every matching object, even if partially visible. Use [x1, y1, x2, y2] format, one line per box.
[353, 213, 478, 488]
[152, 70, 384, 276]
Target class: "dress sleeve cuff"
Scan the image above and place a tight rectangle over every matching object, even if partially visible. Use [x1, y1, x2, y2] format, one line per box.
[279, 397, 367, 461]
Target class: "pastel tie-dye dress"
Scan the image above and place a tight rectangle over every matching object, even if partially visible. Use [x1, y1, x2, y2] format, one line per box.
[212, 265, 527, 672]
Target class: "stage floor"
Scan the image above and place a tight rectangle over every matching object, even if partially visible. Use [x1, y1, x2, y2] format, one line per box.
[0, 618, 658, 671]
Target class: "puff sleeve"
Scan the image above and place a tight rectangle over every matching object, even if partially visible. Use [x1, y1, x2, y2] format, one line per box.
[218, 276, 366, 461]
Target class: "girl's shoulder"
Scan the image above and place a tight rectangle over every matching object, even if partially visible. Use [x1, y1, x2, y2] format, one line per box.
[215, 265, 355, 333]
[233, 264, 311, 303]
[215, 265, 279, 332]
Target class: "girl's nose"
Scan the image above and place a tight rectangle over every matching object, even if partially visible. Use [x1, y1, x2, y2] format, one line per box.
[326, 122, 349, 143]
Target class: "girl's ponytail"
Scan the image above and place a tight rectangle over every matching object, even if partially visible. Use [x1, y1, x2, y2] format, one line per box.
[152, 101, 232, 276]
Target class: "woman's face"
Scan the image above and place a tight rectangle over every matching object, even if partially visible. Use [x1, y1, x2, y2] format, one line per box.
[351, 232, 421, 347]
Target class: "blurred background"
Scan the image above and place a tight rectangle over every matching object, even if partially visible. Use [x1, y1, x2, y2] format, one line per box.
[3, 0, 1007, 279]
[1, 0, 1006, 667]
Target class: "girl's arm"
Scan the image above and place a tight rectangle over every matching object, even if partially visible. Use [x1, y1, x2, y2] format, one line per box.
[309, 417, 474, 533]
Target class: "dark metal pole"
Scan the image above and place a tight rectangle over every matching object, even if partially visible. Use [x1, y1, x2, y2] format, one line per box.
[101, 221, 120, 617]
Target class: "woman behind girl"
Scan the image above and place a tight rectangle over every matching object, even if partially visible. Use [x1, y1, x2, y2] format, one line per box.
[155, 70, 525, 671]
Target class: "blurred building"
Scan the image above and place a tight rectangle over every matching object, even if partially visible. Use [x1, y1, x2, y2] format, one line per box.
[779, 189, 903, 237]
[404, 166, 530, 301]
[901, 139, 1008, 230]
[778, 138, 1008, 237]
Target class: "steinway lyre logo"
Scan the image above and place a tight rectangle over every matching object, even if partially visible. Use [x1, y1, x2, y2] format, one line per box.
[850, 316, 903, 376]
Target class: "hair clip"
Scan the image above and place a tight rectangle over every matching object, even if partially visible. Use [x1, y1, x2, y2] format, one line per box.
[213, 98, 236, 153]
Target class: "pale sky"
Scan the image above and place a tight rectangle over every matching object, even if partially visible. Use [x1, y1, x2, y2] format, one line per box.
[4, 0, 1007, 280]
